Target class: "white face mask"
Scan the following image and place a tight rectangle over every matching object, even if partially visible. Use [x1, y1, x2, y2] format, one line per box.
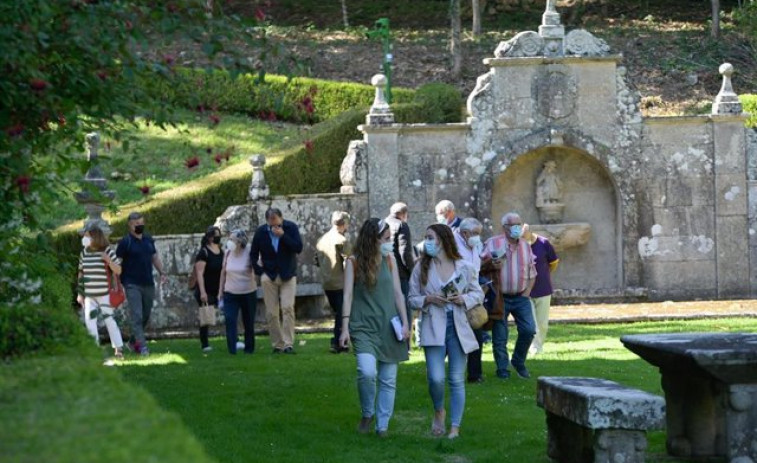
[436, 214, 447, 224]
[467, 235, 482, 250]
[225, 240, 237, 252]
[81, 236, 92, 248]
[380, 241, 394, 257]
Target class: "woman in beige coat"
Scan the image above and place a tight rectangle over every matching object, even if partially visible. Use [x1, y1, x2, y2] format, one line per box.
[408, 223, 484, 439]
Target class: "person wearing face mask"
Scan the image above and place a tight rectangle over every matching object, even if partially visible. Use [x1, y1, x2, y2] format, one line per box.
[522, 224, 559, 356]
[193, 226, 224, 352]
[315, 211, 352, 353]
[434, 200, 462, 232]
[218, 229, 257, 355]
[453, 218, 489, 384]
[408, 224, 484, 439]
[116, 211, 167, 356]
[339, 218, 410, 437]
[250, 208, 303, 354]
[77, 224, 125, 359]
[480, 212, 537, 380]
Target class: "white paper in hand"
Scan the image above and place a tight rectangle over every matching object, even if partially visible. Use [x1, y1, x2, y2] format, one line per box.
[390, 315, 403, 342]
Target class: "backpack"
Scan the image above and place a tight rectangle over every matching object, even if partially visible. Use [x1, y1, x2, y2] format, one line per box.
[188, 247, 208, 291]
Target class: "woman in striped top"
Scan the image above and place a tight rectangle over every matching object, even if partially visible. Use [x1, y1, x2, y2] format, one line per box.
[77, 225, 125, 359]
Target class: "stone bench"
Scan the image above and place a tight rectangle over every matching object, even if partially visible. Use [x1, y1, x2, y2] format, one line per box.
[537, 377, 666, 463]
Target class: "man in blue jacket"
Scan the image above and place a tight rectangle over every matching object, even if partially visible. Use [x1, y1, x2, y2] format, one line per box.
[251, 208, 303, 354]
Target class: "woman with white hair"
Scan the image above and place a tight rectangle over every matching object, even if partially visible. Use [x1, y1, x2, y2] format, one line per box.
[218, 229, 257, 354]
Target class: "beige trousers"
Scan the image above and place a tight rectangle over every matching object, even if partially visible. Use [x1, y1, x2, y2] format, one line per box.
[530, 295, 552, 354]
[261, 274, 297, 349]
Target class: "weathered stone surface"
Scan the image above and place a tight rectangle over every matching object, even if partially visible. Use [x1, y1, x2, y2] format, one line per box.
[340, 140, 367, 194]
[622, 333, 757, 462]
[716, 214, 750, 298]
[713, 122, 748, 175]
[565, 29, 610, 57]
[530, 223, 591, 251]
[538, 376, 664, 463]
[538, 377, 666, 430]
[494, 31, 544, 58]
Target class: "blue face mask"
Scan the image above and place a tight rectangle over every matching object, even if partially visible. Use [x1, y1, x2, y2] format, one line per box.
[380, 242, 394, 257]
[509, 225, 522, 240]
[424, 239, 439, 257]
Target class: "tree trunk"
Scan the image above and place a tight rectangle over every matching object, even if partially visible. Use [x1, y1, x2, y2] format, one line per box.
[450, 0, 462, 79]
[711, 0, 720, 38]
[341, 0, 349, 28]
[472, 0, 482, 36]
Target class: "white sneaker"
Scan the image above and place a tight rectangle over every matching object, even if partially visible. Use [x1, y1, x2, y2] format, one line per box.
[236, 341, 245, 350]
[202, 346, 213, 353]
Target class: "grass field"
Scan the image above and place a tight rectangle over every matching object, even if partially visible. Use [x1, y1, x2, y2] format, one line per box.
[45, 110, 301, 230]
[5, 317, 754, 463]
[110, 317, 756, 463]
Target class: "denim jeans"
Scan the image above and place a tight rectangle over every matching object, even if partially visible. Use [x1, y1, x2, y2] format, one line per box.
[356, 353, 398, 432]
[222, 292, 255, 354]
[324, 289, 344, 347]
[424, 312, 467, 427]
[492, 295, 536, 377]
[125, 284, 154, 347]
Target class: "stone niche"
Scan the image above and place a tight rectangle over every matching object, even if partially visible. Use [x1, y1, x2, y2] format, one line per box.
[492, 146, 619, 291]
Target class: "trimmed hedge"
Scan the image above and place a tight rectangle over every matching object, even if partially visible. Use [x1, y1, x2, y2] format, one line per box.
[52, 79, 464, 260]
[149, 68, 415, 123]
[0, 249, 90, 358]
[740, 94, 757, 128]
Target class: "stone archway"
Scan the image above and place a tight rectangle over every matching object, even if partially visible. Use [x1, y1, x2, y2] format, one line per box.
[491, 146, 622, 292]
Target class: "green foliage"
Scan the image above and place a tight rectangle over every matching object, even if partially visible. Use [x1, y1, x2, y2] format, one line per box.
[740, 94, 757, 128]
[0, 346, 217, 463]
[0, 245, 90, 358]
[152, 68, 415, 123]
[412, 83, 464, 123]
[1, 0, 273, 307]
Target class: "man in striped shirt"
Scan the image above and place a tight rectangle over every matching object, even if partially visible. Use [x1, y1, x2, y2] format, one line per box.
[480, 212, 537, 380]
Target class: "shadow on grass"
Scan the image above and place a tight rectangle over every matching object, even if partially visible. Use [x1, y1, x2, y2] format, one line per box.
[118, 330, 690, 463]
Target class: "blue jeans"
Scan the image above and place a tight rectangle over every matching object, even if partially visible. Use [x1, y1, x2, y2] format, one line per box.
[356, 353, 398, 432]
[424, 312, 467, 427]
[492, 295, 536, 377]
[222, 292, 255, 354]
[125, 284, 154, 347]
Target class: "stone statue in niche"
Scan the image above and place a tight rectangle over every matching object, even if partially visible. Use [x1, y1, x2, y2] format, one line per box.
[535, 160, 565, 223]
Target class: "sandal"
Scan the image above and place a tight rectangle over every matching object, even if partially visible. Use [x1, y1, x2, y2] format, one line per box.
[114, 348, 124, 360]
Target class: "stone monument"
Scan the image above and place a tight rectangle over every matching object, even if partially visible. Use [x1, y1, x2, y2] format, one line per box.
[75, 132, 114, 235]
[535, 160, 564, 223]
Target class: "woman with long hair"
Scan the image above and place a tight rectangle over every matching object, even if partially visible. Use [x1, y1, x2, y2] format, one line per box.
[408, 224, 484, 439]
[339, 218, 409, 437]
[193, 226, 223, 352]
[218, 229, 257, 354]
[77, 225, 125, 359]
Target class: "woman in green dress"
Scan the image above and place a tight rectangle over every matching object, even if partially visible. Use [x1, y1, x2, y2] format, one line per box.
[339, 218, 410, 437]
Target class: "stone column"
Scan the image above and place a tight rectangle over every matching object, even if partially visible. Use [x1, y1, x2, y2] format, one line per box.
[539, 0, 564, 57]
[74, 132, 115, 236]
[362, 74, 400, 218]
[711, 64, 750, 298]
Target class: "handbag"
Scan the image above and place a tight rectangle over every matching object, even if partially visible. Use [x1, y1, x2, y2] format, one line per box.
[466, 304, 489, 330]
[106, 263, 126, 308]
[199, 303, 216, 327]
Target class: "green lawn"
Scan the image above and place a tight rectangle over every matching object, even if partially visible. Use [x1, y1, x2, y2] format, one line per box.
[45, 110, 301, 230]
[114, 317, 756, 463]
[4, 317, 754, 463]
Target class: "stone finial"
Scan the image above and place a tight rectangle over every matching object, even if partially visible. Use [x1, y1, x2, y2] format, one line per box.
[539, 0, 564, 56]
[248, 154, 270, 201]
[494, 31, 544, 58]
[75, 131, 114, 236]
[366, 74, 394, 125]
[712, 63, 743, 115]
[340, 140, 367, 193]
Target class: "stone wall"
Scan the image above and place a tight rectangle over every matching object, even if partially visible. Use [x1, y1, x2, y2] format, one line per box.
[141, 193, 368, 334]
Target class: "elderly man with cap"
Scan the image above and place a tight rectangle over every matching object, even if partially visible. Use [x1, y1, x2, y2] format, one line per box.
[480, 212, 537, 380]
